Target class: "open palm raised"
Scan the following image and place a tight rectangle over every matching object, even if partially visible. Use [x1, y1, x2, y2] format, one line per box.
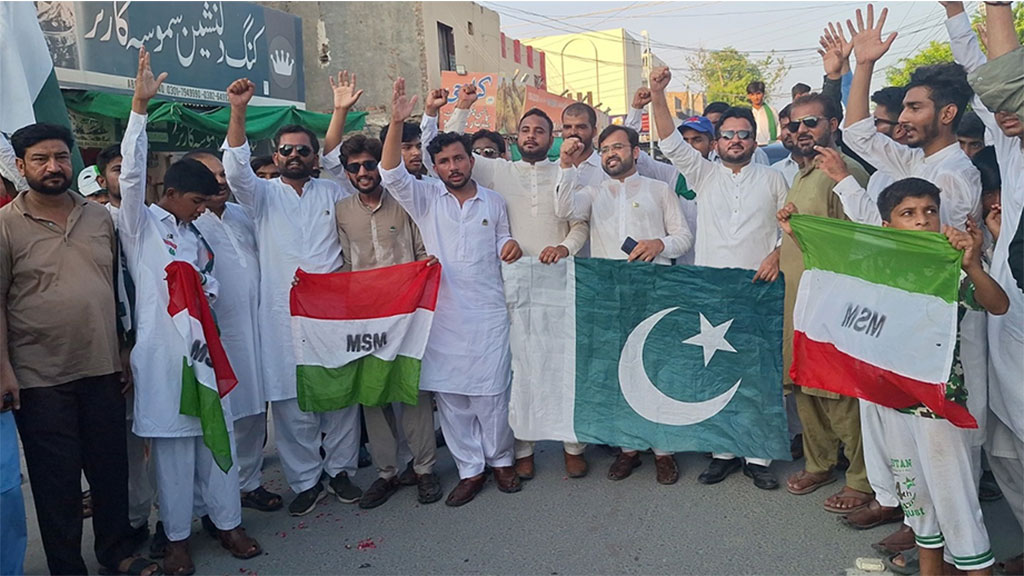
[134, 46, 168, 102]
[846, 4, 898, 65]
[391, 77, 419, 123]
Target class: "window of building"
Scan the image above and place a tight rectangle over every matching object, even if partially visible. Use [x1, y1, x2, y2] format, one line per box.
[438, 23, 456, 71]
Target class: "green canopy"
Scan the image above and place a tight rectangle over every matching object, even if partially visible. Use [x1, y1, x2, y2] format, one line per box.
[63, 91, 366, 151]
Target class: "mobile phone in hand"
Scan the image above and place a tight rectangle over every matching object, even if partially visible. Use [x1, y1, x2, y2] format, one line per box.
[1, 392, 13, 412]
[621, 236, 638, 255]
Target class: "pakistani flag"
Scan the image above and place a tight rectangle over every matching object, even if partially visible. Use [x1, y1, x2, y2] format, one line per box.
[505, 258, 790, 459]
[166, 262, 238, 472]
[789, 214, 976, 428]
[0, 2, 82, 172]
[290, 261, 441, 413]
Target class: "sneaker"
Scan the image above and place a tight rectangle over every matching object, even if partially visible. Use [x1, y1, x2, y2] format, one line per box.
[359, 477, 399, 509]
[417, 473, 443, 504]
[289, 482, 326, 516]
[326, 472, 363, 504]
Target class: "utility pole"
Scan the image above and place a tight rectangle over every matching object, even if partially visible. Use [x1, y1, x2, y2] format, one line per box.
[642, 30, 656, 146]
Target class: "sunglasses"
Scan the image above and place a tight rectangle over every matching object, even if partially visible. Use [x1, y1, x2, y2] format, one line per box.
[718, 130, 753, 141]
[344, 160, 379, 174]
[786, 116, 824, 132]
[473, 147, 500, 158]
[277, 144, 313, 158]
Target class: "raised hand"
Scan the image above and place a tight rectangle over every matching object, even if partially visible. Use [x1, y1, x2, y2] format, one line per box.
[559, 137, 584, 168]
[649, 67, 671, 93]
[818, 22, 852, 78]
[391, 77, 418, 123]
[456, 84, 478, 110]
[813, 146, 851, 183]
[329, 70, 363, 110]
[133, 47, 168, 104]
[425, 88, 449, 116]
[632, 87, 652, 109]
[227, 78, 256, 108]
[846, 4, 898, 65]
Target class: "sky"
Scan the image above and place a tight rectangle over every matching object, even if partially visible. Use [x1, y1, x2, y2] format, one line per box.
[480, 1, 966, 105]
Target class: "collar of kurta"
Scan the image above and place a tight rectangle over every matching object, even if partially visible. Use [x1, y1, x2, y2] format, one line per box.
[356, 189, 389, 213]
[604, 171, 644, 189]
[441, 185, 482, 203]
[922, 141, 964, 165]
[581, 149, 601, 168]
[13, 189, 87, 216]
[150, 202, 181, 225]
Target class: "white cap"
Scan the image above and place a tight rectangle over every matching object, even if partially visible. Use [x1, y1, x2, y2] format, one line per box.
[77, 165, 103, 196]
[0, 132, 28, 192]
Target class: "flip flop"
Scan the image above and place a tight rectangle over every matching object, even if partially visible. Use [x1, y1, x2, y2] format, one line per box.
[823, 486, 873, 514]
[882, 548, 920, 575]
[786, 470, 837, 495]
[98, 557, 163, 576]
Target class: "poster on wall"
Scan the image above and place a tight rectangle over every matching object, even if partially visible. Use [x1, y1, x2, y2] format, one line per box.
[36, 1, 304, 107]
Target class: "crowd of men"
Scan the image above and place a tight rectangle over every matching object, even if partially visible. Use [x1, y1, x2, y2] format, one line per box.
[1, 2, 1023, 575]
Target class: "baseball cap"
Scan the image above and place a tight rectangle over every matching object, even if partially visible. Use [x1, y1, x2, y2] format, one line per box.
[677, 116, 714, 136]
[77, 165, 103, 196]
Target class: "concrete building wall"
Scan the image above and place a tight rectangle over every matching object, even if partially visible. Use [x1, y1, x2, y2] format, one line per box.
[420, 2, 503, 90]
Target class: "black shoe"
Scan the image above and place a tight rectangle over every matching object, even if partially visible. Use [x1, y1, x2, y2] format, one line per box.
[397, 461, 418, 486]
[149, 521, 168, 559]
[417, 473, 443, 504]
[790, 433, 804, 460]
[698, 458, 741, 484]
[979, 470, 1004, 501]
[358, 444, 372, 468]
[743, 463, 779, 490]
[327, 471, 363, 504]
[359, 477, 400, 509]
[126, 524, 149, 553]
[289, 482, 326, 516]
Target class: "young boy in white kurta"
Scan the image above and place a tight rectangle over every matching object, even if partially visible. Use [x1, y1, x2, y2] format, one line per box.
[119, 48, 260, 575]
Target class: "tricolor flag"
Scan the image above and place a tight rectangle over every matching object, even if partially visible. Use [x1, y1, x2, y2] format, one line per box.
[0, 2, 83, 172]
[166, 262, 238, 472]
[290, 261, 441, 413]
[789, 214, 976, 428]
[504, 258, 790, 459]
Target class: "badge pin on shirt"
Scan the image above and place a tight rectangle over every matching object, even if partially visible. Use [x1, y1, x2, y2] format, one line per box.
[482, 218, 489, 226]
[632, 202, 639, 208]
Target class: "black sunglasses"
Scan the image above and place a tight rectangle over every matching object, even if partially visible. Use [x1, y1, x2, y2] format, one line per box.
[344, 160, 379, 174]
[277, 144, 313, 158]
[786, 116, 824, 132]
[473, 147, 500, 158]
[719, 130, 753, 141]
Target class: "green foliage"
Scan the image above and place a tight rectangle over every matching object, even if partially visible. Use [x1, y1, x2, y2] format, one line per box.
[687, 47, 789, 106]
[886, 4, 1024, 86]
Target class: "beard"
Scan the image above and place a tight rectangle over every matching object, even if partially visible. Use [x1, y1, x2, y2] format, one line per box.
[278, 158, 313, 179]
[27, 172, 71, 196]
[904, 116, 939, 149]
[603, 155, 635, 177]
[793, 133, 829, 157]
[441, 170, 471, 190]
[352, 174, 382, 194]
[719, 143, 755, 164]
[518, 141, 551, 163]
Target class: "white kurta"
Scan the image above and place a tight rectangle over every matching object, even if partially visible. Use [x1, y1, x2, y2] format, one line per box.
[380, 164, 513, 397]
[193, 203, 265, 420]
[555, 170, 692, 265]
[658, 129, 788, 270]
[947, 10, 1024, 442]
[771, 156, 800, 187]
[221, 141, 349, 402]
[119, 111, 223, 437]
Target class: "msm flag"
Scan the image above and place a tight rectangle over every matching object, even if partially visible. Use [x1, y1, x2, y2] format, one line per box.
[504, 258, 790, 460]
[789, 214, 976, 428]
[290, 261, 441, 413]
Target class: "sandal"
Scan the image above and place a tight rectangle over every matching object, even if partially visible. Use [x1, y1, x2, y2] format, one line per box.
[241, 485, 283, 512]
[218, 526, 262, 559]
[823, 486, 873, 514]
[883, 548, 920, 575]
[163, 540, 194, 576]
[786, 470, 837, 495]
[871, 525, 916, 555]
[99, 557, 163, 576]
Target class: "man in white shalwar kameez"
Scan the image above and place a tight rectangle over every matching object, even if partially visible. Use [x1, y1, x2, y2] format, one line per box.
[381, 77, 525, 507]
[189, 151, 282, 513]
[221, 77, 363, 517]
[119, 49, 260, 575]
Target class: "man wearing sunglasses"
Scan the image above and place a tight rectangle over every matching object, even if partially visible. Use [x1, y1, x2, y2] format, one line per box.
[223, 77, 364, 518]
[470, 130, 507, 160]
[777, 93, 872, 516]
[423, 84, 592, 481]
[649, 65, 789, 491]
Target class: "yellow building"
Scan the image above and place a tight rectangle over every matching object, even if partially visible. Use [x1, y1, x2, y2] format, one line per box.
[524, 28, 666, 117]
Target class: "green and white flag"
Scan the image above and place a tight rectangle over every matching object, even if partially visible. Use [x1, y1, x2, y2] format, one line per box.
[504, 258, 790, 459]
[0, 3, 83, 174]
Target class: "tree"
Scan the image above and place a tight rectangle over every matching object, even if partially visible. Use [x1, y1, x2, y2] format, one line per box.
[886, 4, 1024, 86]
[687, 47, 789, 107]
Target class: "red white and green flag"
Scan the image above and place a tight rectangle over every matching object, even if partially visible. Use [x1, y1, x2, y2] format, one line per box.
[166, 262, 238, 472]
[290, 261, 441, 413]
[789, 214, 976, 428]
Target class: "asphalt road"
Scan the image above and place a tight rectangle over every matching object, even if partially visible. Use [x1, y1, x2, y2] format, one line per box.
[19, 430, 1023, 575]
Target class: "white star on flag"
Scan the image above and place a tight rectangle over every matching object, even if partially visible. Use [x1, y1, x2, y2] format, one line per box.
[682, 313, 737, 366]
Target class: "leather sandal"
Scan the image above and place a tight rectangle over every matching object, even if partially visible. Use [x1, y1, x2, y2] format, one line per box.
[218, 527, 262, 559]
[786, 469, 836, 495]
[163, 539, 194, 576]
[823, 486, 873, 514]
